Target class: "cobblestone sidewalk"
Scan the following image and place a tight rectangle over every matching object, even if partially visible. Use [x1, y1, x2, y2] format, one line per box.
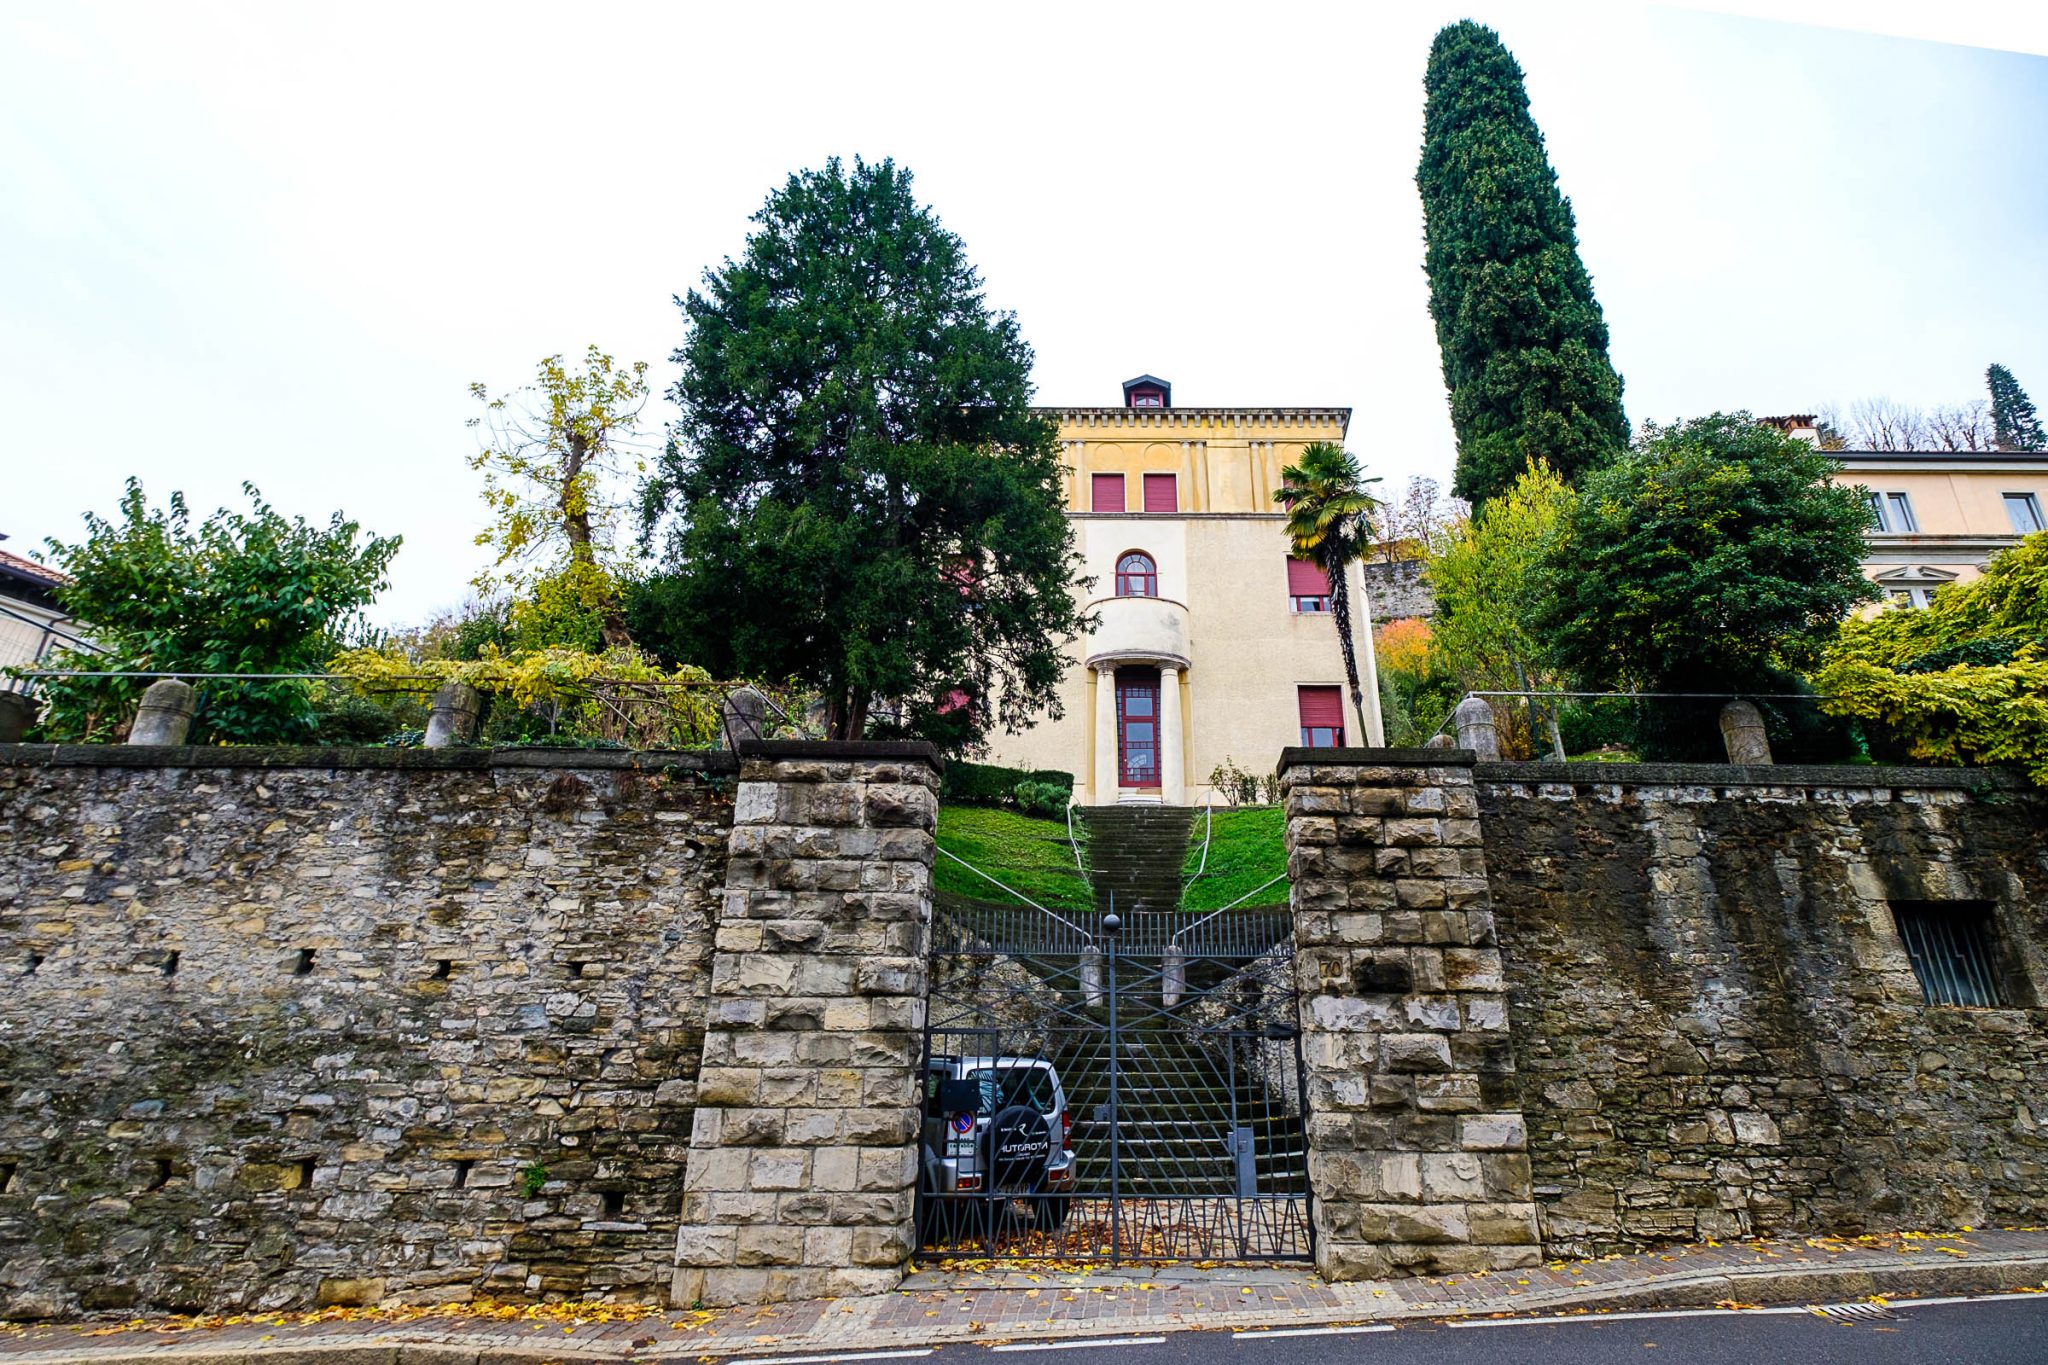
[2, 1230, 2044, 1364]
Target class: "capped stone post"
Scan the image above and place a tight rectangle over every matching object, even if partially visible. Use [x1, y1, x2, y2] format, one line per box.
[127, 679, 196, 745]
[719, 685, 769, 749]
[423, 682, 482, 748]
[0, 691, 37, 743]
[1719, 699, 1773, 765]
[1452, 696, 1501, 762]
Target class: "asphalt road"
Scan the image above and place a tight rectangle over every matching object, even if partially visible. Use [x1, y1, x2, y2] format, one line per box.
[737, 1293, 2048, 1365]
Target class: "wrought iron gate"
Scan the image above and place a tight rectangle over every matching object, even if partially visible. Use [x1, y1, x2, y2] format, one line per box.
[918, 896, 1311, 1262]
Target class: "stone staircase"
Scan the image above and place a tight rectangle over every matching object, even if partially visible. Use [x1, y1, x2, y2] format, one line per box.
[1077, 805, 1196, 915]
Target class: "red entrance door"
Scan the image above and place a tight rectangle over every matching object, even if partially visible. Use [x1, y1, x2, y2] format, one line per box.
[1115, 667, 1160, 787]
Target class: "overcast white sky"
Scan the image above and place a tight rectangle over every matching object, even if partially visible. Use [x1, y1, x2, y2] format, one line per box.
[4, 1, 2046, 625]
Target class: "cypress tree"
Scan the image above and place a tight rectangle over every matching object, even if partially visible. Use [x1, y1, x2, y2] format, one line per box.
[1418, 21, 1629, 506]
[1987, 363, 2046, 451]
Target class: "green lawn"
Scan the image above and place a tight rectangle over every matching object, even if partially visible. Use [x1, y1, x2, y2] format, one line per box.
[1180, 806, 1288, 911]
[933, 805, 1092, 914]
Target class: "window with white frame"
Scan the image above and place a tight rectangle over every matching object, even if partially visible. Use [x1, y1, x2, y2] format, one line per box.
[1874, 565, 1957, 610]
[1866, 490, 1919, 533]
[2004, 492, 2045, 535]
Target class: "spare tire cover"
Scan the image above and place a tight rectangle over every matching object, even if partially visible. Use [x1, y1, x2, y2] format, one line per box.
[983, 1104, 1052, 1192]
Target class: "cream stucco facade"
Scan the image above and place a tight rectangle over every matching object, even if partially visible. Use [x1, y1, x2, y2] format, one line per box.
[1824, 449, 2048, 607]
[984, 383, 1383, 806]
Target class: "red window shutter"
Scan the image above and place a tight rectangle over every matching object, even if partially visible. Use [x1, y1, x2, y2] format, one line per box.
[1286, 558, 1331, 596]
[1297, 685, 1344, 728]
[1143, 473, 1177, 513]
[1091, 473, 1125, 513]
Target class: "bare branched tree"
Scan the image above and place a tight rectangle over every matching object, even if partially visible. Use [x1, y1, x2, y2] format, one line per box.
[1847, 396, 1930, 451]
[1376, 476, 1471, 561]
[1813, 406, 1849, 450]
[1926, 400, 1995, 451]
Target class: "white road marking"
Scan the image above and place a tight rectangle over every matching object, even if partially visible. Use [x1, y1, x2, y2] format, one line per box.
[1890, 1292, 2048, 1310]
[1446, 1305, 1810, 1328]
[734, 1352, 935, 1365]
[993, 1337, 1169, 1352]
[1233, 1325, 1396, 1339]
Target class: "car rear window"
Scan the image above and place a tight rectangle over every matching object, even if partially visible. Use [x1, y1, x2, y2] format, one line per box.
[968, 1065, 1056, 1115]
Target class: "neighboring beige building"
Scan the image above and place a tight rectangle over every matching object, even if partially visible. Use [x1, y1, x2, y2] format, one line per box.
[984, 376, 1382, 806]
[0, 542, 72, 695]
[1830, 448, 2048, 607]
[1764, 416, 2048, 606]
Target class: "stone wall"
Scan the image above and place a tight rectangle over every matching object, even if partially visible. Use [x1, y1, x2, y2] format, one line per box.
[1281, 752, 1539, 1280]
[0, 746, 734, 1317]
[1361, 560, 1433, 622]
[1477, 763, 2048, 1257]
[1281, 748, 2048, 1276]
[673, 744, 938, 1307]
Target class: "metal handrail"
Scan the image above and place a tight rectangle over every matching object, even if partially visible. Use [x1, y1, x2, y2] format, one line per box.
[1062, 800, 1087, 876]
[936, 846, 1096, 943]
[1182, 790, 1219, 886]
[1170, 873, 1289, 948]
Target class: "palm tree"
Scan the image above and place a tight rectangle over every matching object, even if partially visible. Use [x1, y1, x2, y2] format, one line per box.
[1274, 442, 1384, 746]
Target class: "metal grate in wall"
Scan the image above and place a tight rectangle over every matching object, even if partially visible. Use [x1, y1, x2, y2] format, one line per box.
[1891, 901, 2006, 1008]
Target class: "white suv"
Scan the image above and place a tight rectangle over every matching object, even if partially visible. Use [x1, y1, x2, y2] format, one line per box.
[920, 1054, 1075, 1233]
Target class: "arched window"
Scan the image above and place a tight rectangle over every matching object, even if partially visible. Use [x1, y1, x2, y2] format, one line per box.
[1115, 551, 1157, 598]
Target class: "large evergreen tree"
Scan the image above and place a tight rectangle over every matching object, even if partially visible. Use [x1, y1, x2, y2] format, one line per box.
[1418, 21, 1629, 507]
[1988, 363, 2046, 451]
[640, 157, 1083, 744]
[1534, 414, 1878, 694]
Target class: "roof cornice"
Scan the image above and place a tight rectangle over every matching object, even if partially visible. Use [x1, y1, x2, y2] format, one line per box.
[1038, 405, 1352, 434]
[1828, 450, 2048, 469]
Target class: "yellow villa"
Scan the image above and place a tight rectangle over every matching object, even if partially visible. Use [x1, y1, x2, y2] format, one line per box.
[1766, 417, 2048, 606]
[984, 376, 1383, 807]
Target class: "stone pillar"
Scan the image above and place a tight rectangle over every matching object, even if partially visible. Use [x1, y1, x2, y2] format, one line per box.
[0, 692, 37, 743]
[1452, 696, 1500, 762]
[127, 679, 196, 745]
[720, 686, 769, 749]
[1719, 700, 1773, 765]
[1159, 664, 1184, 805]
[1093, 664, 1119, 804]
[1280, 749, 1538, 1280]
[423, 683, 482, 749]
[674, 742, 939, 1307]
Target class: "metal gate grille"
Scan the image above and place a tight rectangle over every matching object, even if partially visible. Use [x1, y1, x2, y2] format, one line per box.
[918, 897, 1311, 1262]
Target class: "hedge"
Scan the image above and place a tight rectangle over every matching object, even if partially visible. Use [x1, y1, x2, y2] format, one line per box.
[941, 760, 1075, 809]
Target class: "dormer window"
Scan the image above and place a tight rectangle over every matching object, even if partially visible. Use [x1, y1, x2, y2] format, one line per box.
[1121, 374, 1172, 409]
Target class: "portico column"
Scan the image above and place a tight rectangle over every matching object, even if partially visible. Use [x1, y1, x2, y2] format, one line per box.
[1093, 663, 1119, 805]
[1159, 664, 1185, 806]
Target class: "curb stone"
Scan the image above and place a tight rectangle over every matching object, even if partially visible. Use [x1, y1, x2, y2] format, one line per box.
[2, 1248, 2045, 1363]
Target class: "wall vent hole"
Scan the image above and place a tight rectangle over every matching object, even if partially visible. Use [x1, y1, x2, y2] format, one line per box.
[23, 952, 42, 976]
[601, 1189, 625, 1218]
[292, 949, 315, 976]
[161, 951, 181, 978]
[452, 1158, 474, 1189]
[431, 959, 453, 980]
[145, 1159, 172, 1192]
[295, 1159, 317, 1188]
[0, 1162, 17, 1195]
[567, 961, 587, 979]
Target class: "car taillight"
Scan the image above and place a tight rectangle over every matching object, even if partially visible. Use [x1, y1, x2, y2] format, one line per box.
[956, 1174, 982, 1191]
[1062, 1109, 1073, 1153]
